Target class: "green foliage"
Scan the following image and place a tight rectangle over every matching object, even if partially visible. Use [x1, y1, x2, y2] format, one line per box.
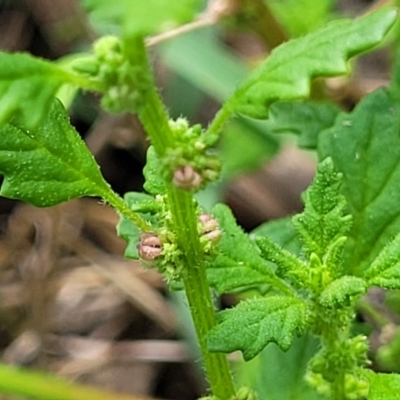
[251, 218, 302, 255]
[229, 9, 397, 119]
[143, 146, 167, 195]
[237, 335, 323, 400]
[0, 98, 112, 207]
[292, 158, 352, 264]
[207, 296, 308, 360]
[319, 88, 400, 276]
[0, 52, 90, 129]
[262, 101, 341, 149]
[368, 372, 400, 400]
[364, 233, 400, 289]
[318, 276, 367, 307]
[0, 3, 399, 400]
[206, 203, 275, 294]
[117, 192, 160, 259]
[268, 0, 336, 37]
[82, 0, 201, 38]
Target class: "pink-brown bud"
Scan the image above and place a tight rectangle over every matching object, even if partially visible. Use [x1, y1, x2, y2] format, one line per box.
[199, 214, 222, 243]
[173, 165, 202, 190]
[137, 233, 163, 261]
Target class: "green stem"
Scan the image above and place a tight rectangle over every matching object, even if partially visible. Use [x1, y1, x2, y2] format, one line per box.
[331, 372, 345, 400]
[123, 35, 236, 399]
[204, 98, 235, 142]
[167, 187, 235, 399]
[102, 189, 152, 231]
[123, 36, 173, 154]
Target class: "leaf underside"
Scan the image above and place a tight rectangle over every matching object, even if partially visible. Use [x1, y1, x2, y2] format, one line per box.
[0, 98, 110, 207]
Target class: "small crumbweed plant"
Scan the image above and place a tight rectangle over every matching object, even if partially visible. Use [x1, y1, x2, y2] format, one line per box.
[1, 1, 400, 399]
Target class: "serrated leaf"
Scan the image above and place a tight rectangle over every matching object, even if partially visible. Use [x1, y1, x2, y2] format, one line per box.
[263, 101, 341, 149]
[117, 192, 159, 259]
[293, 157, 352, 260]
[368, 372, 400, 400]
[318, 88, 400, 275]
[83, 0, 200, 38]
[0, 52, 86, 128]
[207, 203, 274, 294]
[231, 8, 397, 118]
[0, 98, 111, 207]
[255, 236, 308, 289]
[319, 276, 367, 307]
[364, 232, 400, 289]
[207, 296, 308, 360]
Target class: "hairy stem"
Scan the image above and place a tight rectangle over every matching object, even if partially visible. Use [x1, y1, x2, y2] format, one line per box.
[102, 189, 152, 232]
[125, 36, 236, 399]
[167, 187, 235, 399]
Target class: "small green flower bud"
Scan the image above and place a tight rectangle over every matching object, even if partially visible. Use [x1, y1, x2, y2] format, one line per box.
[93, 35, 122, 61]
[344, 374, 369, 400]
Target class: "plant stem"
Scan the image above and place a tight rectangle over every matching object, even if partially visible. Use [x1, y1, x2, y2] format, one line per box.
[102, 189, 152, 232]
[167, 187, 235, 399]
[123, 36, 173, 154]
[204, 97, 235, 142]
[124, 35, 236, 399]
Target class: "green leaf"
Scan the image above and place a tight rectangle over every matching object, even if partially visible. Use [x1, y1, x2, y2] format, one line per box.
[364, 232, 400, 289]
[318, 88, 400, 275]
[319, 276, 367, 307]
[207, 296, 308, 360]
[0, 98, 112, 207]
[231, 8, 397, 119]
[236, 335, 322, 400]
[269, 0, 336, 37]
[292, 158, 352, 261]
[263, 101, 341, 149]
[368, 372, 400, 400]
[143, 146, 166, 195]
[83, 0, 200, 38]
[0, 52, 86, 128]
[117, 192, 159, 259]
[256, 236, 308, 289]
[206, 203, 274, 294]
[251, 217, 302, 255]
